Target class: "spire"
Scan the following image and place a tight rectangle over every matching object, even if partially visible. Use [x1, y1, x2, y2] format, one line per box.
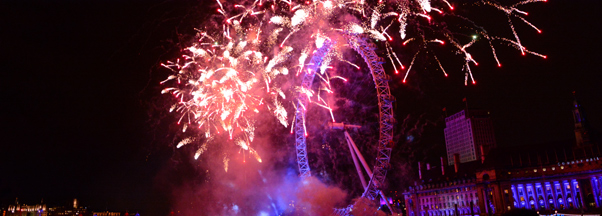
[572, 91, 589, 147]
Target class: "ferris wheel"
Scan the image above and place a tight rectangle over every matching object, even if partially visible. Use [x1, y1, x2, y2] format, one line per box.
[293, 33, 396, 215]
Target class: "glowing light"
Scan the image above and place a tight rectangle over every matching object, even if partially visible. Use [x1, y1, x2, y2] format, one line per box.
[161, 3, 296, 164]
[160, 0, 547, 179]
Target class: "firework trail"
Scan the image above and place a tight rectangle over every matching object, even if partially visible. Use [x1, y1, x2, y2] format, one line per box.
[161, 7, 293, 164]
[160, 0, 547, 208]
[253, 0, 547, 128]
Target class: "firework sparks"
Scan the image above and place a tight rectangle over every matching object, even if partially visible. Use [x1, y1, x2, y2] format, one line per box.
[156, 1, 549, 215]
[161, 0, 547, 173]
[161, 1, 292, 162]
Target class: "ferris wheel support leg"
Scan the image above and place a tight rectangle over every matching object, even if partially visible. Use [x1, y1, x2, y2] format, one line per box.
[344, 131, 373, 176]
[347, 138, 368, 189]
[345, 131, 395, 214]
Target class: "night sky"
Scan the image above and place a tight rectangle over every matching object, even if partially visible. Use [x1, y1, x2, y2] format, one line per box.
[1, 0, 601, 215]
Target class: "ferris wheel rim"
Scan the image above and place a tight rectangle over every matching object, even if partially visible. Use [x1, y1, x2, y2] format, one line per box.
[293, 33, 395, 208]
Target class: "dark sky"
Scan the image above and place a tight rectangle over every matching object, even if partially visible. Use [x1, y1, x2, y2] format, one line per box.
[1, 0, 601, 215]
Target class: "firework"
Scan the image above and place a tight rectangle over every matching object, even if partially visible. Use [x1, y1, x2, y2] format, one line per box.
[158, 0, 548, 215]
[161, 9, 291, 163]
[161, 0, 546, 176]
[257, 0, 547, 122]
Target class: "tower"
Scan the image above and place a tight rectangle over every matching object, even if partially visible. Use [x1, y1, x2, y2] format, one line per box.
[444, 109, 496, 164]
[572, 92, 589, 147]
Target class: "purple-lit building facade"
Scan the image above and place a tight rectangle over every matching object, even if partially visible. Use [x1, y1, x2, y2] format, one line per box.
[480, 153, 602, 213]
[403, 152, 602, 216]
[404, 99, 602, 215]
[402, 175, 481, 216]
[402, 159, 483, 216]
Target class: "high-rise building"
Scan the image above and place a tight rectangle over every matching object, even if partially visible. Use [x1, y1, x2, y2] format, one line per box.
[444, 109, 496, 164]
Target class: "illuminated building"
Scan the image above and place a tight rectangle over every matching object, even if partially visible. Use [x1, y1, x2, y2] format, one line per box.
[6, 202, 47, 216]
[477, 95, 600, 215]
[91, 212, 120, 216]
[46, 206, 91, 216]
[5, 199, 93, 216]
[478, 148, 601, 215]
[403, 151, 602, 216]
[2, 200, 134, 216]
[404, 98, 602, 215]
[444, 109, 496, 165]
[46, 199, 90, 216]
[403, 158, 483, 216]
